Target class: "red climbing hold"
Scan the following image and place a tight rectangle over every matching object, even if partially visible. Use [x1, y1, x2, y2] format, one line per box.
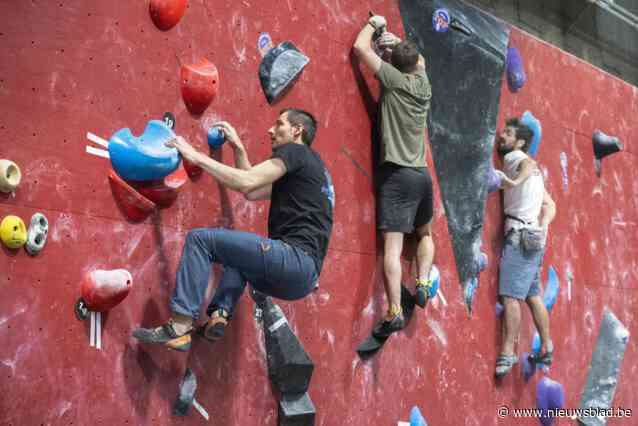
[180, 59, 219, 115]
[182, 159, 203, 179]
[108, 169, 156, 222]
[149, 0, 187, 31]
[134, 164, 188, 208]
[81, 269, 132, 312]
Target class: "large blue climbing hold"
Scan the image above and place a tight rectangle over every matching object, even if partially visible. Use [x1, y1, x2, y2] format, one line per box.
[536, 377, 565, 426]
[409, 406, 428, 426]
[506, 47, 526, 92]
[108, 120, 180, 181]
[543, 266, 560, 312]
[521, 111, 542, 158]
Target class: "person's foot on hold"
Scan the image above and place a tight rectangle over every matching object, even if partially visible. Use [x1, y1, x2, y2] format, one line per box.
[415, 278, 433, 308]
[372, 305, 405, 339]
[132, 317, 193, 352]
[495, 353, 518, 378]
[200, 308, 229, 342]
[528, 340, 554, 366]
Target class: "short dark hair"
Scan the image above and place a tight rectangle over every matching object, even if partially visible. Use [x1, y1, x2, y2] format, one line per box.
[280, 108, 317, 146]
[391, 41, 419, 72]
[506, 117, 534, 152]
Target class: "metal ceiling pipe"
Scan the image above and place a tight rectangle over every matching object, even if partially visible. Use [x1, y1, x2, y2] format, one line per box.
[588, 0, 638, 30]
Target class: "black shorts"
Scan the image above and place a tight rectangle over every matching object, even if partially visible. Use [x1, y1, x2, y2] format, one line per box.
[377, 162, 433, 233]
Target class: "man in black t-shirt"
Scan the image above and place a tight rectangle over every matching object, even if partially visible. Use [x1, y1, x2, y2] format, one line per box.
[132, 109, 334, 352]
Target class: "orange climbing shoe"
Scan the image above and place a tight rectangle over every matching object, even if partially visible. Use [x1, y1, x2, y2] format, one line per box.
[132, 319, 192, 352]
[200, 308, 229, 342]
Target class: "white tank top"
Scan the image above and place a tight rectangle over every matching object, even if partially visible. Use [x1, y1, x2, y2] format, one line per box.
[503, 150, 544, 233]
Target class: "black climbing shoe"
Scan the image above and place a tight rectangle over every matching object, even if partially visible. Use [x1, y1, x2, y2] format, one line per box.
[132, 319, 192, 352]
[372, 313, 405, 339]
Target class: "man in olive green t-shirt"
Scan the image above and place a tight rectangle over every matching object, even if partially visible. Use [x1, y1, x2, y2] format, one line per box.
[354, 14, 436, 337]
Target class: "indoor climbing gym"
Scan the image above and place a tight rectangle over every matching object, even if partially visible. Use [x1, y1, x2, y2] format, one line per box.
[1, 0, 636, 425]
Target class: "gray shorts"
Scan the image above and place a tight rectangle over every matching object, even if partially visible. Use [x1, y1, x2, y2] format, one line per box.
[498, 230, 544, 300]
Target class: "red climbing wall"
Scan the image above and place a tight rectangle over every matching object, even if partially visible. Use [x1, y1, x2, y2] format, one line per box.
[1, 1, 636, 425]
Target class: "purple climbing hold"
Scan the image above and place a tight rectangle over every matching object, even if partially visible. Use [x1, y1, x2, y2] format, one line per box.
[495, 301, 503, 317]
[506, 47, 526, 93]
[487, 167, 501, 193]
[536, 377, 565, 426]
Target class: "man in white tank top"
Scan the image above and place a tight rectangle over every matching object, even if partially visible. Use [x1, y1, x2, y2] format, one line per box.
[493, 117, 557, 378]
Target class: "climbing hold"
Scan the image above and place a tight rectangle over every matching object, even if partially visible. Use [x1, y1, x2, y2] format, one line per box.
[149, 0, 187, 31]
[521, 352, 536, 382]
[25, 212, 48, 255]
[173, 368, 197, 416]
[134, 164, 188, 208]
[432, 8, 450, 32]
[262, 298, 314, 394]
[0, 215, 27, 249]
[428, 265, 441, 299]
[80, 269, 132, 312]
[207, 127, 225, 149]
[579, 308, 630, 424]
[463, 277, 478, 315]
[0, 159, 22, 193]
[531, 332, 541, 355]
[409, 406, 428, 426]
[536, 377, 565, 426]
[259, 41, 309, 104]
[182, 159, 202, 180]
[506, 47, 526, 93]
[108, 169, 157, 222]
[487, 167, 501, 193]
[495, 302, 503, 317]
[108, 120, 180, 181]
[278, 392, 316, 426]
[180, 59, 219, 116]
[257, 32, 274, 57]
[476, 252, 488, 274]
[543, 266, 560, 312]
[521, 111, 542, 158]
[592, 130, 623, 177]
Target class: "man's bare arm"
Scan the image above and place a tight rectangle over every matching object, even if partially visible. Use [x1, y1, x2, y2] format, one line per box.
[353, 22, 383, 73]
[539, 189, 556, 228]
[500, 157, 538, 188]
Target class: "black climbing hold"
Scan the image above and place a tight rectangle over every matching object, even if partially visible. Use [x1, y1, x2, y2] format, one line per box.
[593, 130, 623, 160]
[173, 368, 197, 416]
[356, 285, 416, 359]
[259, 41, 309, 104]
[399, 0, 510, 290]
[74, 297, 89, 321]
[262, 298, 314, 394]
[163, 112, 176, 130]
[278, 392, 316, 426]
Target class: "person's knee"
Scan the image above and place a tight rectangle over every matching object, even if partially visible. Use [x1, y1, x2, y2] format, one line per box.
[526, 295, 543, 307]
[502, 296, 519, 308]
[415, 222, 433, 240]
[185, 228, 210, 246]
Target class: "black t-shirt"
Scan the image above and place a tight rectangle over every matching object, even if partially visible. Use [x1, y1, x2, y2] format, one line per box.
[269, 143, 334, 274]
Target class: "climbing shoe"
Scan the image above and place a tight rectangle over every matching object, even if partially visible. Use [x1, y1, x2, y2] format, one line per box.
[132, 319, 192, 352]
[415, 278, 433, 308]
[372, 305, 405, 339]
[200, 308, 229, 342]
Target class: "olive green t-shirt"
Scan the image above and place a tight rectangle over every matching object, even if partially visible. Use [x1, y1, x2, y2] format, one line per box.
[376, 61, 432, 168]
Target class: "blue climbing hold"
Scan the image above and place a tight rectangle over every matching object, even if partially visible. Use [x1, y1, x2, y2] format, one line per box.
[464, 277, 478, 314]
[428, 265, 441, 299]
[543, 266, 560, 312]
[495, 302, 504, 317]
[506, 47, 526, 92]
[409, 406, 428, 426]
[207, 127, 226, 149]
[521, 111, 542, 158]
[108, 120, 180, 181]
[532, 332, 541, 355]
[536, 377, 565, 426]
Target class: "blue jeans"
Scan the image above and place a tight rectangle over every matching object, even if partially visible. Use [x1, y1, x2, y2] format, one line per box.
[169, 228, 318, 319]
